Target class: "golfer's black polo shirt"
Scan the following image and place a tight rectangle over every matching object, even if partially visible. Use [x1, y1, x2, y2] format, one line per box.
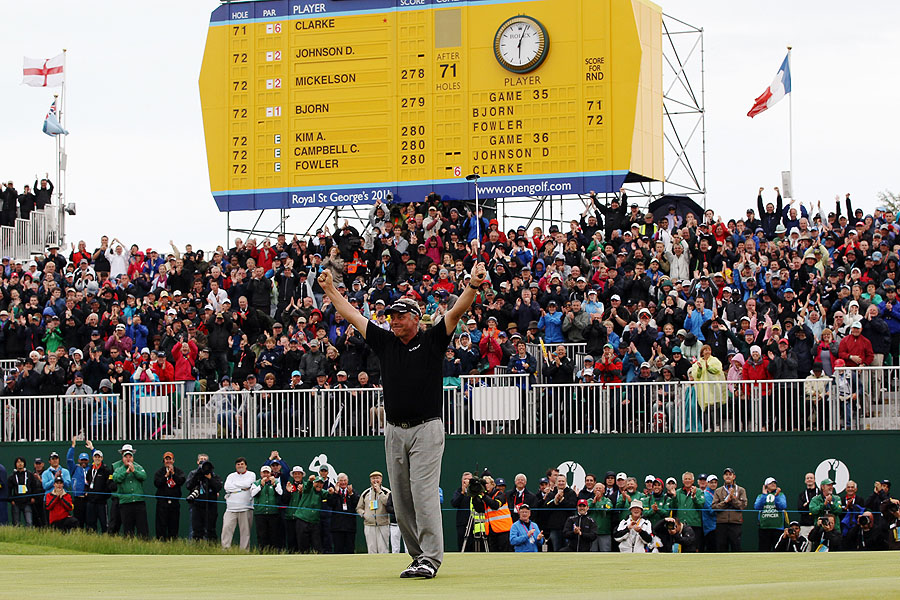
[365, 320, 451, 423]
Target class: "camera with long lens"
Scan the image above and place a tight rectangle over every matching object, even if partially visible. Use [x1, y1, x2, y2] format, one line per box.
[187, 460, 215, 502]
[466, 476, 487, 498]
[858, 514, 870, 526]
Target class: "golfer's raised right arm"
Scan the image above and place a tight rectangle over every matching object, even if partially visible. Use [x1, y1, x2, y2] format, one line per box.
[318, 270, 369, 339]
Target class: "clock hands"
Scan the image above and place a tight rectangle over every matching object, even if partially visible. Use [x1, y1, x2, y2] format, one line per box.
[517, 26, 524, 62]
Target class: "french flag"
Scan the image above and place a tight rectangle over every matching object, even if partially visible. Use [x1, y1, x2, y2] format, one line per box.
[747, 53, 791, 118]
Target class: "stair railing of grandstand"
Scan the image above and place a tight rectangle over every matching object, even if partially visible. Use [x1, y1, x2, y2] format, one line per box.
[2, 368, 898, 442]
[0, 206, 59, 262]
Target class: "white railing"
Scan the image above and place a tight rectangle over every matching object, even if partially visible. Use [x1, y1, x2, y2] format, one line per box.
[2, 395, 58, 442]
[527, 342, 586, 381]
[4, 369, 900, 440]
[834, 366, 900, 431]
[121, 381, 186, 441]
[0, 206, 60, 262]
[454, 373, 530, 435]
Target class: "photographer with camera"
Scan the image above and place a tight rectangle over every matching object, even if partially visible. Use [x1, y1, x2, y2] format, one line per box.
[221, 457, 255, 550]
[880, 499, 900, 550]
[653, 516, 696, 553]
[185, 453, 223, 542]
[774, 521, 809, 552]
[562, 499, 598, 552]
[251, 465, 284, 552]
[809, 513, 843, 551]
[844, 511, 890, 551]
[468, 475, 513, 552]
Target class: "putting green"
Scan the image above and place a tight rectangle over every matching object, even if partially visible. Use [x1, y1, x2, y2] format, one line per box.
[3, 551, 896, 598]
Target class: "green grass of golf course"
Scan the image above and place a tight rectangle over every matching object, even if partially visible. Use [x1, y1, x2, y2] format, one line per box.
[2, 528, 896, 599]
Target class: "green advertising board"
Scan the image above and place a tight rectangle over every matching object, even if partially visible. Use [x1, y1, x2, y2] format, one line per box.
[2, 432, 895, 551]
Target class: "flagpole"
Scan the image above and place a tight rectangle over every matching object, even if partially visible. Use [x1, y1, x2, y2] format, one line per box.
[787, 45, 793, 190]
[57, 48, 67, 246]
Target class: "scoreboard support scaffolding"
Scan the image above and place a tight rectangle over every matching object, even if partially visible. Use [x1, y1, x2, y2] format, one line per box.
[210, 4, 704, 244]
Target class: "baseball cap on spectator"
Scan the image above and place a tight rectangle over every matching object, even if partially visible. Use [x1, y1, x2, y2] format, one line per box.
[616, 472, 627, 480]
[539, 477, 549, 484]
[291, 466, 305, 474]
[644, 475, 655, 483]
[851, 321, 862, 329]
[291, 370, 302, 378]
[764, 477, 777, 486]
[577, 499, 589, 507]
[708, 474, 718, 482]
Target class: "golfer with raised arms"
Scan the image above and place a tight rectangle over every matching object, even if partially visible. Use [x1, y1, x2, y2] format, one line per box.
[319, 262, 487, 579]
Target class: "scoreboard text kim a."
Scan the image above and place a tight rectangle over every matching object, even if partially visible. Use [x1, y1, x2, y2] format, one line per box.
[199, 0, 663, 211]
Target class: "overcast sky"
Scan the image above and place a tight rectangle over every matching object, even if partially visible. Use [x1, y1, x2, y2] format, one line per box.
[3, 1, 898, 252]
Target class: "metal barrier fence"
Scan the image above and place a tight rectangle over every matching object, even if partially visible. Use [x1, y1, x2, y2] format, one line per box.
[0, 207, 58, 262]
[834, 366, 900, 431]
[2, 394, 120, 442]
[121, 382, 186, 441]
[4, 370, 900, 441]
[527, 342, 585, 381]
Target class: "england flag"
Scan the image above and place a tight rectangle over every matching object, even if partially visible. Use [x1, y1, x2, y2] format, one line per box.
[747, 53, 791, 118]
[23, 53, 65, 88]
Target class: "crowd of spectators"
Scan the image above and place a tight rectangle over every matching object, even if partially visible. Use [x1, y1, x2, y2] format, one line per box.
[0, 175, 54, 225]
[1, 442, 398, 554]
[0, 187, 897, 435]
[3, 445, 898, 553]
[451, 467, 899, 553]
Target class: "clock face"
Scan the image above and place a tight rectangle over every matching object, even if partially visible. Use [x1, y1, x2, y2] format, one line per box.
[494, 16, 549, 74]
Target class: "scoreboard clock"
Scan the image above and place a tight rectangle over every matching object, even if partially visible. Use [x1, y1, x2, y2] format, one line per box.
[199, 0, 663, 212]
[493, 15, 549, 74]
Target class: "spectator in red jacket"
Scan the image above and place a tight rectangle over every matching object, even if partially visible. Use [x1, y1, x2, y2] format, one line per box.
[838, 321, 874, 367]
[478, 323, 504, 374]
[595, 343, 623, 384]
[151, 350, 175, 382]
[174, 342, 197, 392]
[45, 477, 78, 531]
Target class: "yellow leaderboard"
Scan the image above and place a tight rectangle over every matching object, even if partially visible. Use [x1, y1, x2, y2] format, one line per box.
[199, 0, 662, 211]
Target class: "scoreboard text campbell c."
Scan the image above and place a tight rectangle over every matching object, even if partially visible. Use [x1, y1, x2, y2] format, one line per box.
[199, 0, 663, 211]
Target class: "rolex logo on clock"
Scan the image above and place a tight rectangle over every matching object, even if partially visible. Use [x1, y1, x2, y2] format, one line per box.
[493, 15, 549, 74]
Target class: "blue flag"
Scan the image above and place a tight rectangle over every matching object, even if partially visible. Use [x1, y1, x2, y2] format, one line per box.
[42, 99, 68, 136]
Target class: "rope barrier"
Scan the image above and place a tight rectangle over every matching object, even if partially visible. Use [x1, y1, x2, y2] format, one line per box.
[9, 489, 832, 515]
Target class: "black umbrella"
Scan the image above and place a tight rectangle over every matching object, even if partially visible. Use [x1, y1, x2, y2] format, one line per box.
[648, 195, 705, 224]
